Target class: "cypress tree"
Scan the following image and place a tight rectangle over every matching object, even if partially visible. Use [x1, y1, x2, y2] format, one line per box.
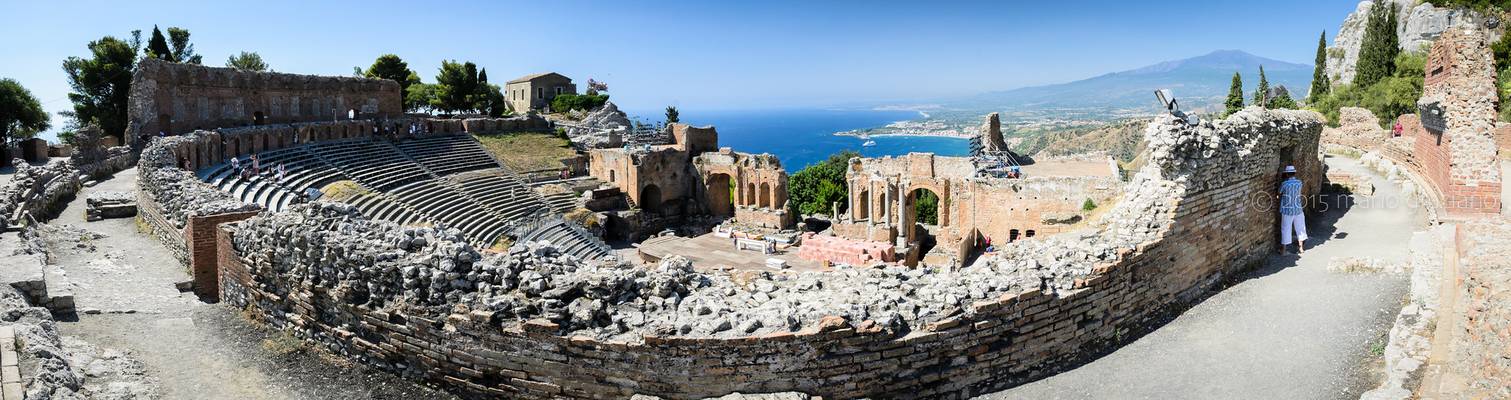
[1310, 30, 1331, 100]
[1356, 1, 1400, 86]
[1254, 65, 1270, 108]
[1225, 72, 1244, 116]
[146, 26, 174, 62]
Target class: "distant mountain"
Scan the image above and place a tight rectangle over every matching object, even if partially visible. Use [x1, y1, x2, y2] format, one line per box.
[962, 50, 1314, 111]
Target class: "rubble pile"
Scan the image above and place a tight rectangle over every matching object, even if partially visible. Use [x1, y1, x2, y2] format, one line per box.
[0, 158, 82, 228]
[85, 191, 136, 222]
[565, 102, 631, 148]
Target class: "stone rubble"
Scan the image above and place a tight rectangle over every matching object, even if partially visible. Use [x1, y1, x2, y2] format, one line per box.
[1361, 227, 1447, 400]
[84, 191, 136, 222]
[0, 158, 82, 228]
[565, 101, 631, 148]
[135, 134, 260, 227]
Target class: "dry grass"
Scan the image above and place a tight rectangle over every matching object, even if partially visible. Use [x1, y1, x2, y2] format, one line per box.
[473, 131, 577, 172]
[321, 180, 371, 203]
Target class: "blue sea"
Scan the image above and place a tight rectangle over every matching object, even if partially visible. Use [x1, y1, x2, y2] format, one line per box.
[628, 108, 969, 170]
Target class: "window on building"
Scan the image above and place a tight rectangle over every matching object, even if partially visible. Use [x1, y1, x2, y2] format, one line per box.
[555, 87, 564, 95]
[536, 87, 544, 99]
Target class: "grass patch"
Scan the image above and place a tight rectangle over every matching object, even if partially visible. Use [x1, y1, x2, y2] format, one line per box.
[261, 332, 310, 356]
[473, 131, 578, 172]
[320, 180, 371, 203]
[488, 235, 513, 252]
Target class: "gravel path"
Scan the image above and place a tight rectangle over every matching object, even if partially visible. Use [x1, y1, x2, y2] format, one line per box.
[980, 156, 1421, 399]
[45, 168, 457, 400]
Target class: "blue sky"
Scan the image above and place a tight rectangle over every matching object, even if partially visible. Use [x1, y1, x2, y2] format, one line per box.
[2, 0, 1359, 139]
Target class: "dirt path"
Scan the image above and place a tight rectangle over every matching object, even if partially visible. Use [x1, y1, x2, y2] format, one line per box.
[980, 156, 1422, 399]
[45, 168, 456, 400]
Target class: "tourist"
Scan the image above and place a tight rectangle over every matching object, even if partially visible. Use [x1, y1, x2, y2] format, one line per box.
[276, 163, 286, 183]
[1277, 165, 1307, 254]
[230, 155, 241, 171]
[251, 153, 261, 175]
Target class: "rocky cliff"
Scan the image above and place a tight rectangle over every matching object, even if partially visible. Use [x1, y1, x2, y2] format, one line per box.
[1326, 0, 1495, 86]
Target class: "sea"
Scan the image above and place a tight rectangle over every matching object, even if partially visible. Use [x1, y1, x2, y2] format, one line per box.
[627, 108, 969, 170]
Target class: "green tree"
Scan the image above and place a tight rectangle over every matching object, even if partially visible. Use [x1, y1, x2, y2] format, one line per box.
[1254, 66, 1270, 107]
[0, 78, 51, 151]
[1269, 90, 1298, 109]
[1081, 198, 1097, 212]
[432, 60, 480, 114]
[787, 150, 859, 216]
[166, 27, 201, 64]
[1310, 30, 1331, 100]
[362, 55, 423, 111]
[405, 83, 438, 114]
[665, 106, 679, 123]
[549, 94, 610, 112]
[145, 26, 173, 62]
[225, 51, 268, 71]
[913, 190, 939, 225]
[1308, 51, 1426, 127]
[63, 36, 138, 143]
[1224, 72, 1244, 116]
[1355, 1, 1400, 86]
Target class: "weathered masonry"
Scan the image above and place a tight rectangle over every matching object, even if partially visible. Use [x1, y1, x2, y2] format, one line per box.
[208, 109, 1322, 399]
[125, 58, 403, 147]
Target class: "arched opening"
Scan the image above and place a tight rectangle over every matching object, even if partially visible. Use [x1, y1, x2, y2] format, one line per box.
[746, 182, 757, 206]
[758, 182, 772, 208]
[855, 190, 871, 220]
[1026, 230, 1036, 238]
[157, 114, 173, 136]
[348, 109, 357, 120]
[253, 111, 266, 126]
[904, 187, 942, 255]
[879, 191, 888, 219]
[608, 170, 616, 183]
[706, 173, 733, 217]
[1009, 229, 1020, 242]
[640, 184, 663, 214]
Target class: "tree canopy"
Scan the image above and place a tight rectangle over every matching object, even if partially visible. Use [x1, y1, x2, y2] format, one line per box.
[787, 150, 858, 216]
[166, 27, 201, 64]
[550, 94, 609, 113]
[63, 35, 138, 142]
[433, 60, 481, 114]
[665, 106, 679, 123]
[1253, 66, 1270, 107]
[1224, 72, 1244, 116]
[1355, 1, 1399, 86]
[363, 55, 424, 111]
[1309, 30, 1331, 101]
[225, 51, 269, 71]
[1309, 51, 1425, 128]
[0, 78, 51, 148]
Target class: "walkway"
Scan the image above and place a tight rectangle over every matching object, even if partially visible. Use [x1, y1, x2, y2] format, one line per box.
[42, 168, 456, 400]
[981, 156, 1422, 399]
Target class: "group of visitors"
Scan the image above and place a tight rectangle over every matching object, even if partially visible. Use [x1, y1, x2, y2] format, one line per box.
[229, 153, 287, 184]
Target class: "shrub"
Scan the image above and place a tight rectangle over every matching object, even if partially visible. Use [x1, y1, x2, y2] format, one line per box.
[1082, 198, 1097, 211]
[788, 151, 858, 216]
[550, 94, 609, 113]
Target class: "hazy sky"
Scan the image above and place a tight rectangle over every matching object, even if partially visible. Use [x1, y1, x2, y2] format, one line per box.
[2, 0, 1360, 139]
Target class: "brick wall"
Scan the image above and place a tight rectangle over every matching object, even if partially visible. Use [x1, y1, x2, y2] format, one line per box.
[796, 232, 896, 265]
[135, 191, 188, 265]
[184, 210, 260, 299]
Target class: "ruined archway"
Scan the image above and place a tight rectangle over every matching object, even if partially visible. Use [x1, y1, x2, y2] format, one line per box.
[640, 184, 663, 214]
[855, 189, 871, 220]
[706, 173, 733, 217]
[746, 182, 757, 206]
[904, 187, 942, 253]
[758, 182, 772, 208]
[253, 111, 266, 126]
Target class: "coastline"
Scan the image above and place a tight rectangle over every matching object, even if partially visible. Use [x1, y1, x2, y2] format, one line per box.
[833, 131, 973, 139]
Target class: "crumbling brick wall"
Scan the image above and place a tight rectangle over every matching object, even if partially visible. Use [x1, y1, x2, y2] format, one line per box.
[212, 109, 1322, 399]
[126, 58, 402, 147]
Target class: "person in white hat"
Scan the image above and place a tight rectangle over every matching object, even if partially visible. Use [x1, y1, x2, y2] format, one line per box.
[1277, 165, 1306, 254]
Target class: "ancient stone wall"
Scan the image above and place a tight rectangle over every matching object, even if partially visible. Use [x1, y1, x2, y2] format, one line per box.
[693, 149, 791, 229]
[126, 58, 402, 146]
[209, 109, 1322, 399]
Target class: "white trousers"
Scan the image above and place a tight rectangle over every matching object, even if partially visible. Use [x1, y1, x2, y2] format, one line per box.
[1280, 213, 1308, 245]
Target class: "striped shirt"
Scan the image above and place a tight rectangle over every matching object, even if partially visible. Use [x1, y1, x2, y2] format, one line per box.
[1279, 177, 1304, 216]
